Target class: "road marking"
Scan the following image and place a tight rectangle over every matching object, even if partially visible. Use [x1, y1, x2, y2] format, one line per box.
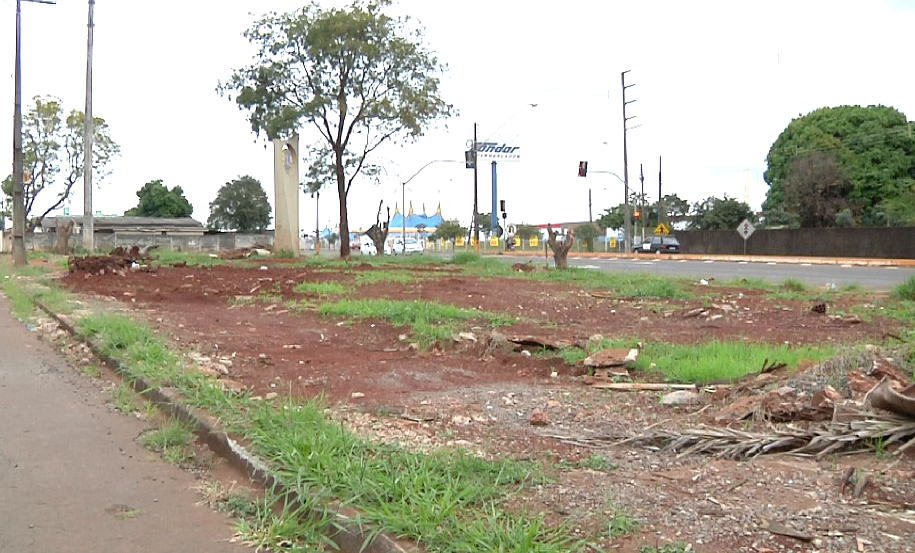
[767, 262, 777, 265]
[801, 263, 812, 266]
[840, 264, 852, 268]
[637, 262, 655, 265]
[678, 260, 688, 263]
[580, 265, 601, 269]
[704, 260, 715, 264]
[886, 266, 899, 270]
[738, 261, 748, 265]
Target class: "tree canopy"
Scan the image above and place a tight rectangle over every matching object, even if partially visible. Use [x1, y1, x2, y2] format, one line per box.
[763, 105, 915, 226]
[515, 224, 540, 241]
[220, 0, 452, 257]
[125, 180, 193, 218]
[1, 95, 119, 228]
[432, 219, 465, 243]
[783, 153, 856, 228]
[207, 175, 272, 232]
[689, 195, 754, 230]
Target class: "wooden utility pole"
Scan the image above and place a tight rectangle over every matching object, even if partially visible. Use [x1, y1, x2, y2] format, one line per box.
[82, 0, 95, 252]
[11, 0, 55, 267]
[658, 156, 666, 225]
[621, 71, 636, 253]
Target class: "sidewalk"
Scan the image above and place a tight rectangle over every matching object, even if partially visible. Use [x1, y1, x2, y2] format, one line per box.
[0, 298, 250, 553]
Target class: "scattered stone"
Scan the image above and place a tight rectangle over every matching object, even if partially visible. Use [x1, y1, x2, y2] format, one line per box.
[588, 334, 604, 343]
[408, 343, 420, 352]
[660, 390, 701, 406]
[452, 332, 477, 344]
[520, 350, 531, 358]
[351, 392, 365, 399]
[583, 348, 638, 368]
[528, 408, 549, 426]
[265, 392, 278, 400]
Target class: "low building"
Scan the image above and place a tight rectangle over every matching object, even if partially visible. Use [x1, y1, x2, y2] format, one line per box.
[39, 216, 205, 236]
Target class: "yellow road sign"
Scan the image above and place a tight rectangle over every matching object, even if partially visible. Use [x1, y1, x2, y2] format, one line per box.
[610, 237, 617, 249]
[529, 237, 539, 247]
[654, 223, 670, 235]
[514, 237, 521, 247]
[456, 237, 466, 247]
[490, 237, 500, 247]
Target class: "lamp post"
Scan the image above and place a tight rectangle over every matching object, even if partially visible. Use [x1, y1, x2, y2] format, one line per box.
[311, 190, 320, 255]
[400, 159, 463, 255]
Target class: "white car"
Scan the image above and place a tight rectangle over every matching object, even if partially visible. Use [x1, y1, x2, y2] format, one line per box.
[359, 235, 377, 255]
[389, 237, 423, 255]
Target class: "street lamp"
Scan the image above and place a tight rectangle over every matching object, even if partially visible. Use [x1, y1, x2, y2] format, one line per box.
[310, 190, 320, 255]
[400, 159, 463, 255]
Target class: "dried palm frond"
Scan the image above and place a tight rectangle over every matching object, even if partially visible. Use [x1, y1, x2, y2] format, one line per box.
[548, 409, 915, 461]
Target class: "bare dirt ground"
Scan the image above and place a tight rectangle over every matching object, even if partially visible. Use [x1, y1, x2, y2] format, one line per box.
[60, 259, 915, 553]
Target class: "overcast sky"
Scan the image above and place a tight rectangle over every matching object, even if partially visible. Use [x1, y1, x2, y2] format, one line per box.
[2, 0, 914, 233]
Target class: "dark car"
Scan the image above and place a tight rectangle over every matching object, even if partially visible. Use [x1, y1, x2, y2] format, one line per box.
[633, 236, 681, 254]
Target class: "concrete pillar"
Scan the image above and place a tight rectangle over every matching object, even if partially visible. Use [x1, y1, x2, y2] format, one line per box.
[273, 135, 300, 256]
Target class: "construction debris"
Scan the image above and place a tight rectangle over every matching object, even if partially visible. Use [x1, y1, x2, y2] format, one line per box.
[218, 246, 273, 260]
[759, 519, 812, 542]
[68, 245, 158, 275]
[583, 348, 638, 368]
[507, 335, 570, 351]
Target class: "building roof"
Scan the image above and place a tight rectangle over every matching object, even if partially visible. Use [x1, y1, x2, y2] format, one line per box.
[390, 201, 443, 230]
[41, 216, 204, 231]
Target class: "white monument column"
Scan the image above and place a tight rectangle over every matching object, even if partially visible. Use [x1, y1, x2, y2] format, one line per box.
[272, 135, 300, 256]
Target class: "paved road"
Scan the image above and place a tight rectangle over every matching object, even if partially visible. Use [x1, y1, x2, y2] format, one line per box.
[496, 255, 915, 290]
[0, 299, 250, 553]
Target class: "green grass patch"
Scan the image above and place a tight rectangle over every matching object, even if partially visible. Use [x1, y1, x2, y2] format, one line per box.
[75, 312, 582, 552]
[140, 418, 196, 465]
[524, 269, 687, 299]
[895, 276, 915, 301]
[292, 281, 347, 296]
[318, 298, 515, 346]
[640, 545, 691, 553]
[557, 338, 833, 384]
[780, 278, 808, 293]
[109, 382, 138, 413]
[557, 454, 616, 472]
[354, 270, 420, 286]
[607, 509, 640, 539]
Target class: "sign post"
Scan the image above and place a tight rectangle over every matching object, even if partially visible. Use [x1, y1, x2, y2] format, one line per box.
[736, 219, 755, 255]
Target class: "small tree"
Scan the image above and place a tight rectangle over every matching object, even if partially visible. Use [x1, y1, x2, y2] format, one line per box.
[365, 200, 391, 254]
[207, 175, 272, 232]
[515, 224, 539, 242]
[689, 195, 754, 230]
[125, 180, 193, 218]
[328, 232, 339, 247]
[433, 219, 466, 250]
[546, 224, 574, 270]
[575, 223, 601, 252]
[835, 208, 856, 228]
[784, 153, 856, 228]
[476, 212, 492, 238]
[220, 0, 453, 258]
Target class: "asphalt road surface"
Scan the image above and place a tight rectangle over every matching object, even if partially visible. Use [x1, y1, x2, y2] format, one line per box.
[496, 255, 915, 290]
[0, 299, 250, 553]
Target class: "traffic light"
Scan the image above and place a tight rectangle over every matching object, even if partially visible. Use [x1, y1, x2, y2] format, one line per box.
[464, 149, 475, 169]
[634, 210, 641, 219]
[578, 161, 588, 177]
[500, 200, 506, 212]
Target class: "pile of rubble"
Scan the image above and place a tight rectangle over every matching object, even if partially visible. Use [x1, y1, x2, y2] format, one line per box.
[68, 245, 159, 276]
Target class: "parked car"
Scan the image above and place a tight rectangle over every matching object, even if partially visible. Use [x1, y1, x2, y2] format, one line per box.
[633, 236, 681, 254]
[359, 235, 377, 256]
[390, 237, 423, 255]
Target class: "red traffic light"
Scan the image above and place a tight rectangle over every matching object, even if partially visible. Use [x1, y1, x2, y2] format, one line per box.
[634, 211, 641, 219]
[578, 161, 588, 177]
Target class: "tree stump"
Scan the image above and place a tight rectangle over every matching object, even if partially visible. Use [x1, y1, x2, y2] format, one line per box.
[57, 220, 75, 255]
[547, 224, 574, 270]
[365, 200, 390, 255]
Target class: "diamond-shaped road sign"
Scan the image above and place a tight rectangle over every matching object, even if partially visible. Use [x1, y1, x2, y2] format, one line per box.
[737, 219, 755, 241]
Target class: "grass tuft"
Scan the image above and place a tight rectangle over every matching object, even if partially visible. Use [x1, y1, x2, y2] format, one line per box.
[318, 298, 514, 346]
[293, 281, 347, 297]
[780, 278, 808, 293]
[140, 418, 196, 465]
[354, 270, 420, 286]
[895, 276, 915, 301]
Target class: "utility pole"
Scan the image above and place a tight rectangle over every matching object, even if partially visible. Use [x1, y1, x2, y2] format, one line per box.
[82, 0, 95, 252]
[658, 156, 665, 225]
[639, 163, 645, 240]
[11, 0, 55, 267]
[621, 70, 636, 253]
[588, 188, 592, 223]
[472, 123, 480, 254]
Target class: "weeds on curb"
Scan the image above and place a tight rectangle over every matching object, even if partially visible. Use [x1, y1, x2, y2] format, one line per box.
[895, 276, 915, 301]
[73, 312, 581, 553]
[140, 418, 196, 465]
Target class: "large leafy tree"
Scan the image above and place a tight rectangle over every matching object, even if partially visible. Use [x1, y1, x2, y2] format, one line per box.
[207, 175, 272, 232]
[689, 195, 754, 230]
[220, 0, 453, 258]
[575, 222, 601, 252]
[432, 219, 466, 244]
[1, 96, 119, 229]
[515, 224, 540, 241]
[783, 153, 856, 228]
[125, 180, 193, 218]
[763, 105, 915, 226]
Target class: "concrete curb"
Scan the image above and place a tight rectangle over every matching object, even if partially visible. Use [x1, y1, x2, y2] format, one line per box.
[488, 250, 915, 267]
[36, 302, 419, 553]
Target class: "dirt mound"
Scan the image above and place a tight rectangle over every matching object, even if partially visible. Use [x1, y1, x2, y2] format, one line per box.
[68, 245, 157, 276]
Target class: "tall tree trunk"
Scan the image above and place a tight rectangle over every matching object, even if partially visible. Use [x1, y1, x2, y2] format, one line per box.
[56, 220, 75, 255]
[336, 152, 350, 258]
